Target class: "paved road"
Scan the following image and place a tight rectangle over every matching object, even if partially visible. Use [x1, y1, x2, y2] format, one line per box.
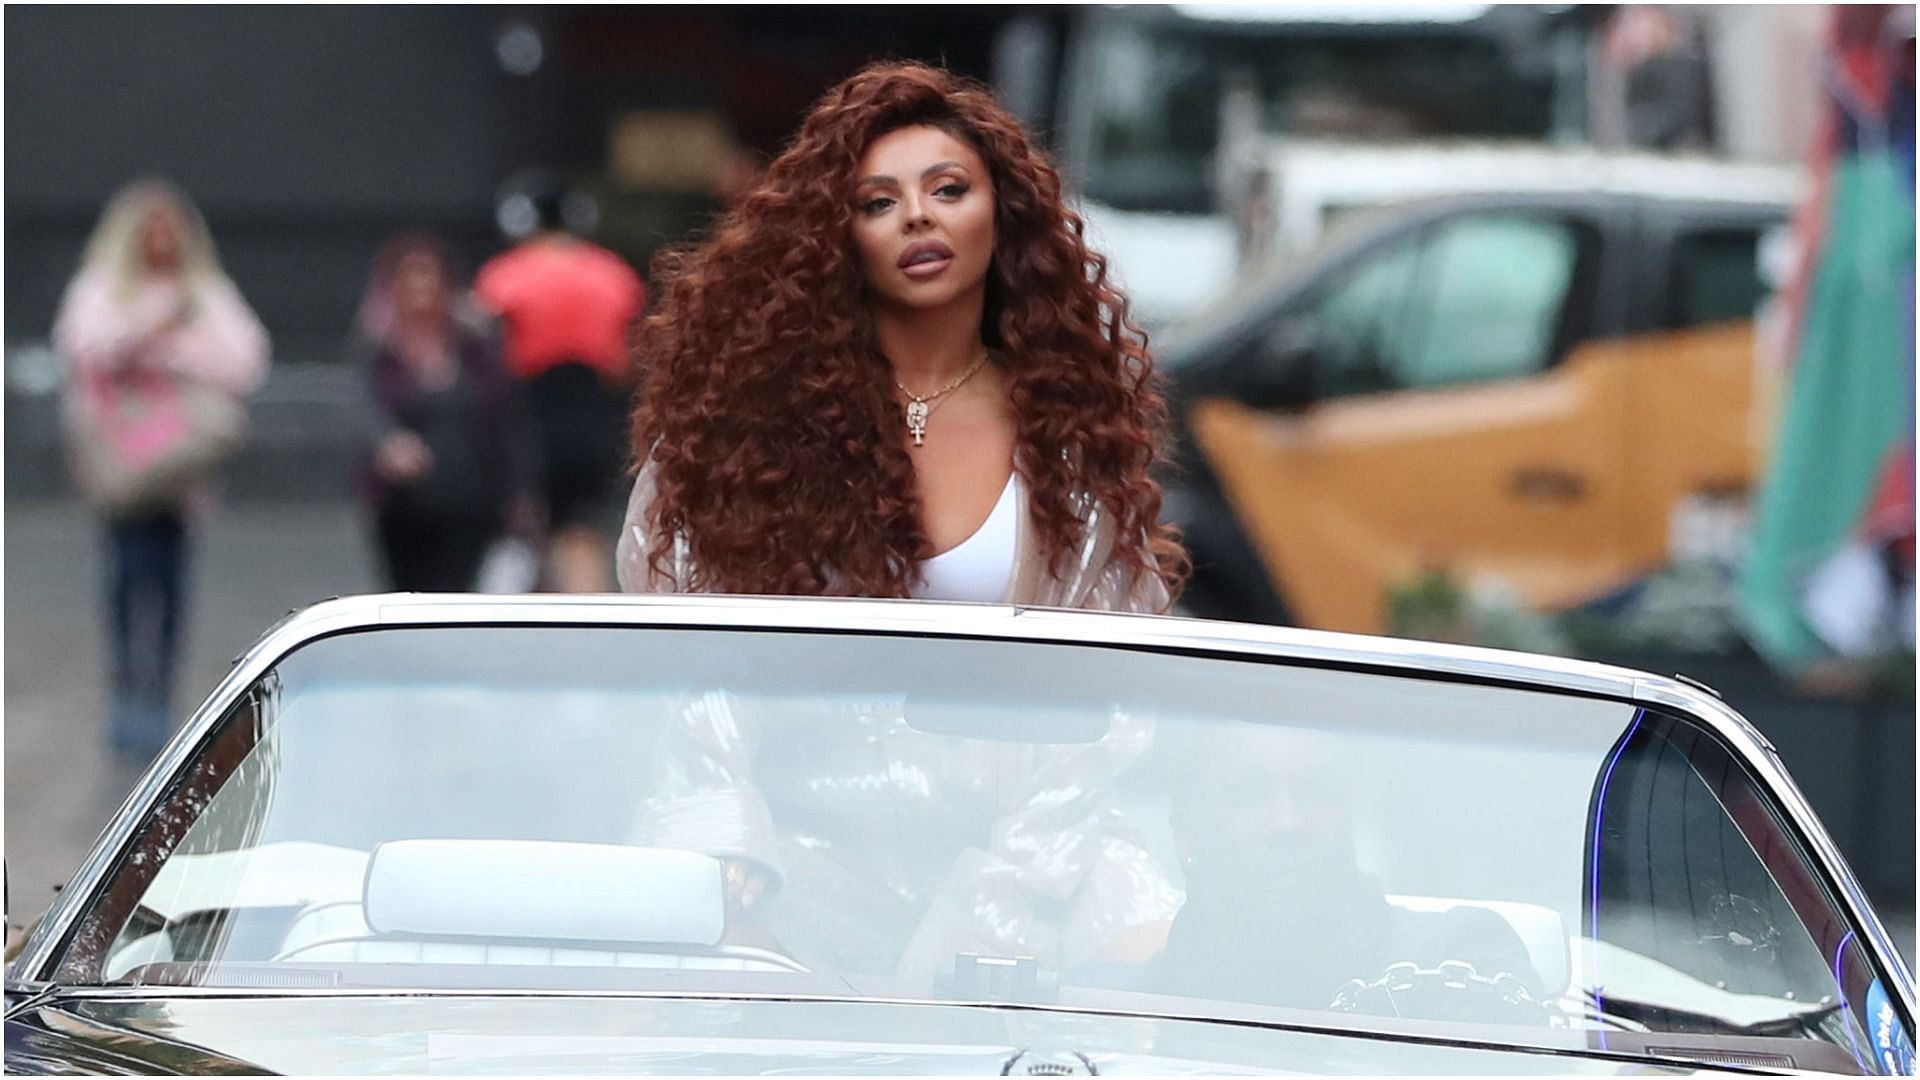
[5, 496, 378, 922]
[5, 495, 1913, 970]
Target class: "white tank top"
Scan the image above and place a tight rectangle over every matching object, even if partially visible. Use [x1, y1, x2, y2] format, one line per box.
[913, 472, 1019, 603]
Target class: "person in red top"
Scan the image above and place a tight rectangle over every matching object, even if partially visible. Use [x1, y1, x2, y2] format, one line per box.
[475, 176, 645, 592]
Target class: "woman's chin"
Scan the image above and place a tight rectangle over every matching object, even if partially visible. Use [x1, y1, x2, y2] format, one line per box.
[872, 280, 982, 314]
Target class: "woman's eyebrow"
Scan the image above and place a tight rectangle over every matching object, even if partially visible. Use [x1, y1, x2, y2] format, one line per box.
[856, 161, 969, 187]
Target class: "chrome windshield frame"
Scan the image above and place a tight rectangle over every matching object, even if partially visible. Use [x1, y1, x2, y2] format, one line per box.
[12, 592, 1913, 1031]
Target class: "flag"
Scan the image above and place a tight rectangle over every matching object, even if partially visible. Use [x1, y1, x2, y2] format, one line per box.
[1738, 5, 1917, 671]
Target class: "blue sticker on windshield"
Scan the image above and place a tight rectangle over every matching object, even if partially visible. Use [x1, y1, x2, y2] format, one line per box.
[1867, 979, 1915, 1076]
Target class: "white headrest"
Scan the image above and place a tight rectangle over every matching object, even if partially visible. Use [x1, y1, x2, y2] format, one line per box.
[365, 840, 724, 947]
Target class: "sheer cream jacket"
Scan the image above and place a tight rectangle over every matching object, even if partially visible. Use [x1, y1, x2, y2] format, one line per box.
[611, 457, 1184, 975]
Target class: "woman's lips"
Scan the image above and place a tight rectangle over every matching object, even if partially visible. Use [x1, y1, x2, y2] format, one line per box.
[897, 241, 954, 280]
[899, 254, 953, 280]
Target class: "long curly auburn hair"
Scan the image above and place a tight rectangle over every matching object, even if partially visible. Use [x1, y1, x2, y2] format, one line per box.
[630, 60, 1187, 600]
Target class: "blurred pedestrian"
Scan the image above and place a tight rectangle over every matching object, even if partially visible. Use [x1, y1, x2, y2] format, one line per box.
[352, 233, 538, 593]
[617, 62, 1187, 611]
[1595, 5, 1716, 152]
[475, 175, 645, 593]
[52, 179, 269, 762]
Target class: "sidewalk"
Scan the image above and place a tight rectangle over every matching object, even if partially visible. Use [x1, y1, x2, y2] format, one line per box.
[4, 496, 377, 921]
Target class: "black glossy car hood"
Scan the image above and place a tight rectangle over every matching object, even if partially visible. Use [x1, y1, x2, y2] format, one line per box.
[2, 993, 1718, 1075]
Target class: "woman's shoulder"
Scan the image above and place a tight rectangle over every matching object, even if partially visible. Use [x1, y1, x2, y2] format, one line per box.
[195, 272, 257, 310]
[616, 454, 691, 594]
[55, 266, 119, 311]
[62, 265, 113, 293]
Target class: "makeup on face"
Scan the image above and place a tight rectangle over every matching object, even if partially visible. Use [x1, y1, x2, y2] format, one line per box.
[850, 125, 995, 310]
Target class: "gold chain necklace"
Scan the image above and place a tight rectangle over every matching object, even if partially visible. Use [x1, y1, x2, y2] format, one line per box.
[895, 349, 989, 447]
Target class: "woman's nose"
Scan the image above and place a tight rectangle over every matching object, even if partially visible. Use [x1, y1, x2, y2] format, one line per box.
[900, 194, 934, 230]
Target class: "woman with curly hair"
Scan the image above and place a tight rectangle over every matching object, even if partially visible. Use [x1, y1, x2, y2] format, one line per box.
[618, 60, 1186, 612]
[612, 62, 1192, 984]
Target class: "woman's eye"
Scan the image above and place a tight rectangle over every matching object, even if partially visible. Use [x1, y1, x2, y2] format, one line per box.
[862, 196, 895, 214]
[935, 182, 968, 199]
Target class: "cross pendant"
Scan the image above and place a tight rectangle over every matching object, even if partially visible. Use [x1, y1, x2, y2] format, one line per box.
[906, 399, 930, 446]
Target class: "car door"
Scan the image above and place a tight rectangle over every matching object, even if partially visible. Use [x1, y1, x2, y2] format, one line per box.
[1188, 205, 1631, 635]
[1611, 205, 1784, 574]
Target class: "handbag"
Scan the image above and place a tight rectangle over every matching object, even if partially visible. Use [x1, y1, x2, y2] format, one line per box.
[67, 364, 246, 516]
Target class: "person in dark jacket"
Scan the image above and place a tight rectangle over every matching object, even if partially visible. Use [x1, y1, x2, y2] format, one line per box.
[352, 233, 537, 592]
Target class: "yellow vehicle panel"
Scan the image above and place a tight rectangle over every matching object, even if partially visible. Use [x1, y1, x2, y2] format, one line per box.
[1190, 322, 1770, 635]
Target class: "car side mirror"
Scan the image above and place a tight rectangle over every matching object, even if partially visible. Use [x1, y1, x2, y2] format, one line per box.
[1245, 317, 1318, 410]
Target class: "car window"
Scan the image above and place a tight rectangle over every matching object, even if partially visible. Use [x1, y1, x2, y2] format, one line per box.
[1667, 226, 1767, 329]
[1403, 213, 1582, 387]
[1308, 231, 1424, 398]
[1590, 711, 1886, 1070]
[1302, 212, 1585, 400]
[46, 625, 1901, 1073]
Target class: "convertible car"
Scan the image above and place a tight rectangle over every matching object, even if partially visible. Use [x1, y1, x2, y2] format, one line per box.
[5, 594, 1914, 1074]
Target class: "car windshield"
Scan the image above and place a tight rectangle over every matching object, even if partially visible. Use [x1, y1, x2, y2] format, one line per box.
[58, 624, 1892, 1072]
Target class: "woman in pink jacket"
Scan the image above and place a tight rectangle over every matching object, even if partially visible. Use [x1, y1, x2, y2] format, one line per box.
[52, 179, 269, 763]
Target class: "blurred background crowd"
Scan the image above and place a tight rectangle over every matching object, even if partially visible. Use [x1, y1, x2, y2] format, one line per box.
[4, 5, 1914, 952]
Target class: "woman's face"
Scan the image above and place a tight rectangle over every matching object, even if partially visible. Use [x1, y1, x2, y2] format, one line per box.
[851, 124, 996, 313]
[393, 250, 449, 318]
[140, 205, 185, 272]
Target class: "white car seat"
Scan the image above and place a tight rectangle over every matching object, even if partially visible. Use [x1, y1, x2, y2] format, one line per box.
[272, 839, 804, 974]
